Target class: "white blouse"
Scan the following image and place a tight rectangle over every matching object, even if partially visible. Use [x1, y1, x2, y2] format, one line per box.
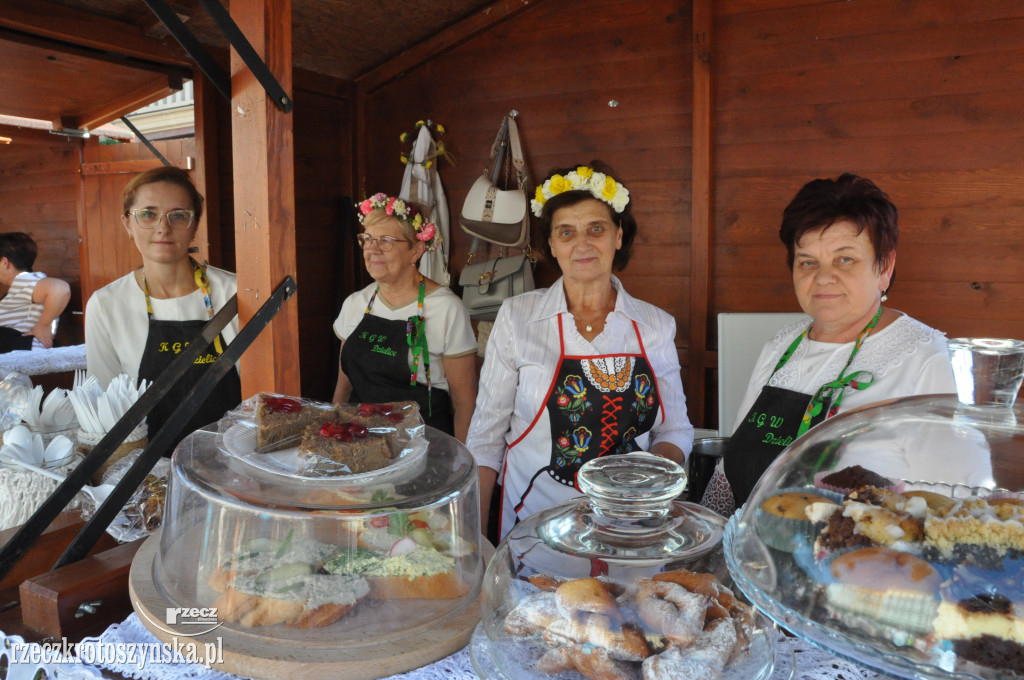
[466, 276, 694, 474]
[728, 312, 991, 487]
[85, 267, 238, 388]
[732, 312, 957, 433]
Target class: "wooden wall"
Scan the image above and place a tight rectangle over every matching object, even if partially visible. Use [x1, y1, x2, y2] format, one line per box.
[0, 128, 84, 342]
[291, 73, 357, 400]
[712, 0, 1024, 345]
[354, 0, 1024, 429]
[358, 0, 693, 308]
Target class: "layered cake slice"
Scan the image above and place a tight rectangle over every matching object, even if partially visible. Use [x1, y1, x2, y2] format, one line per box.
[337, 401, 422, 440]
[254, 395, 339, 448]
[934, 558, 1024, 677]
[924, 496, 1024, 564]
[300, 421, 392, 476]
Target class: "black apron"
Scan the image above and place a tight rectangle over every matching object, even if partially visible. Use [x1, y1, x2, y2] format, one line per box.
[724, 308, 881, 505]
[137, 268, 241, 452]
[723, 384, 823, 505]
[340, 313, 454, 434]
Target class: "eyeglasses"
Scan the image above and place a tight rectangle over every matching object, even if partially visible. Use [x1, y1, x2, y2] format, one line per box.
[130, 209, 195, 230]
[554, 224, 614, 243]
[356, 234, 408, 251]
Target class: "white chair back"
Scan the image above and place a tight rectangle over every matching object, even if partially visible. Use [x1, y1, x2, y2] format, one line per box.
[717, 312, 809, 437]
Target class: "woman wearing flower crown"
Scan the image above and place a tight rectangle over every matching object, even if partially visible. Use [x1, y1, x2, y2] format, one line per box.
[466, 162, 694, 539]
[332, 193, 477, 440]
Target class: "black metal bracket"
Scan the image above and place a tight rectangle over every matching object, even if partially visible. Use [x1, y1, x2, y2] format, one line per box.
[140, 0, 231, 103]
[119, 116, 171, 166]
[197, 0, 293, 113]
[0, 276, 294, 579]
[141, 0, 293, 113]
[54, 276, 297, 568]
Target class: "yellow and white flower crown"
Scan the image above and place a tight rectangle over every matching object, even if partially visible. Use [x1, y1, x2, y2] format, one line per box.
[531, 166, 630, 217]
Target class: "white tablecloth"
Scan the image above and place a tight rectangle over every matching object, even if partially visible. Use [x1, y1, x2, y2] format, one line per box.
[0, 613, 894, 680]
[0, 344, 87, 376]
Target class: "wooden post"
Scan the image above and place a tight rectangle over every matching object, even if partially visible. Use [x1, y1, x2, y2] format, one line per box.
[689, 0, 713, 428]
[230, 0, 300, 397]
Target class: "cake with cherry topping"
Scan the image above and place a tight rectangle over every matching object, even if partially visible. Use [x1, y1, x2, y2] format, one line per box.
[255, 394, 339, 448]
[338, 401, 421, 439]
[301, 420, 391, 475]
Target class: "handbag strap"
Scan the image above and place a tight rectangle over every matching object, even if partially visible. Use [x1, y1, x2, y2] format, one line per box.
[484, 116, 511, 178]
[507, 116, 525, 181]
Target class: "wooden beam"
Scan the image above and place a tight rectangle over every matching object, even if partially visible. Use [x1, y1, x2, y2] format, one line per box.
[80, 159, 190, 176]
[688, 0, 713, 428]
[0, 0, 191, 68]
[74, 75, 184, 131]
[231, 0, 300, 397]
[355, 0, 541, 94]
[193, 69, 222, 266]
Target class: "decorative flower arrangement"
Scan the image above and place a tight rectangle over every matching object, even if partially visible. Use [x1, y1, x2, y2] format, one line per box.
[398, 119, 454, 168]
[531, 165, 630, 217]
[356, 193, 441, 252]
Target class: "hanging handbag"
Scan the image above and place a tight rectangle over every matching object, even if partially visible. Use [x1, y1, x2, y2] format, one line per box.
[459, 115, 530, 248]
[459, 251, 534, 322]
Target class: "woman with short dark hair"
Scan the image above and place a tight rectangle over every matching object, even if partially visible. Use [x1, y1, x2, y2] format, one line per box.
[466, 161, 694, 539]
[701, 173, 956, 515]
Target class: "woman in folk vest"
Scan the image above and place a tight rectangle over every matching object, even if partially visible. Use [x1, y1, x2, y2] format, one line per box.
[466, 161, 694, 540]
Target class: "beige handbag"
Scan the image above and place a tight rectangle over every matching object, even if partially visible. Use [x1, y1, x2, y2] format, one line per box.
[459, 115, 530, 248]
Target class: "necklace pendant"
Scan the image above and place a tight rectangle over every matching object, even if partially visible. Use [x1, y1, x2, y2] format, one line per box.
[585, 324, 593, 333]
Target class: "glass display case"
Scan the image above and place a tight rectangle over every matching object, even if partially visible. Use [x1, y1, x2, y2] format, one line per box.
[726, 338, 1024, 680]
[151, 405, 482, 648]
[472, 452, 777, 680]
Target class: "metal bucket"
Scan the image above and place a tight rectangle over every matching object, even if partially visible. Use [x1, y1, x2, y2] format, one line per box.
[686, 437, 728, 501]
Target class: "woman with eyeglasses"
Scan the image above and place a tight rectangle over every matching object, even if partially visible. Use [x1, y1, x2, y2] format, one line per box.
[85, 167, 240, 441]
[332, 193, 477, 441]
[465, 161, 694, 539]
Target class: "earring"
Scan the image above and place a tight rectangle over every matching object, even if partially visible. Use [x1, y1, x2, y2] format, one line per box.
[880, 290, 888, 302]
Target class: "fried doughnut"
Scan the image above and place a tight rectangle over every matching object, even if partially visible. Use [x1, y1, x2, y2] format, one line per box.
[556, 577, 624, 624]
[542, 614, 651, 662]
[635, 580, 708, 647]
[641, 644, 721, 680]
[528, 574, 563, 591]
[504, 591, 560, 636]
[537, 643, 639, 680]
[653, 569, 731, 620]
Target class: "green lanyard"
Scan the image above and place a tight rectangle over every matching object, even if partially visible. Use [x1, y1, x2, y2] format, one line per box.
[365, 275, 432, 416]
[774, 306, 882, 438]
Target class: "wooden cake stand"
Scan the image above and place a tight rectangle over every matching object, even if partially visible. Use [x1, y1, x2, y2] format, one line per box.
[130, 530, 494, 680]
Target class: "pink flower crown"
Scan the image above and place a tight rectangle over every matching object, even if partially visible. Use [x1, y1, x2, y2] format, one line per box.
[357, 193, 441, 252]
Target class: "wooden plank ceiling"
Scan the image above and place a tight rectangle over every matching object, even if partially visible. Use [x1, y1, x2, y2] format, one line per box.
[0, 0, 496, 130]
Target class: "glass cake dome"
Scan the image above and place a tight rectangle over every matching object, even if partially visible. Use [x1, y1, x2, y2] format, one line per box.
[151, 403, 482, 649]
[471, 452, 778, 680]
[725, 338, 1024, 680]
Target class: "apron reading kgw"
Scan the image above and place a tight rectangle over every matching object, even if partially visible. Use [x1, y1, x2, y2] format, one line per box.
[723, 307, 881, 505]
[340, 276, 454, 434]
[498, 314, 663, 537]
[137, 259, 241, 449]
